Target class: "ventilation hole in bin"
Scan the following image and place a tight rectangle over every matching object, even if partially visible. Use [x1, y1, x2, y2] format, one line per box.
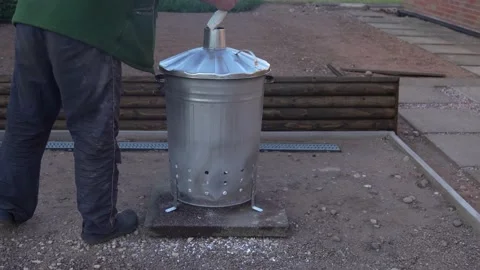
[205, 191, 209, 196]
[224, 171, 228, 175]
[222, 191, 227, 195]
[175, 164, 178, 169]
[188, 169, 192, 173]
[223, 181, 228, 186]
[204, 171, 209, 175]
[241, 169, 244, 172]
[188, 178, 192, 182]
[240, 178, 244, 182]
[188, 189, 192, 193]
[175, 174, 179, 179]
[239, 188, 243, 192]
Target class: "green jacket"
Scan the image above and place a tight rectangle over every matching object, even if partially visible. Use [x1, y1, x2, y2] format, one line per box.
[12, 0, 159, 74]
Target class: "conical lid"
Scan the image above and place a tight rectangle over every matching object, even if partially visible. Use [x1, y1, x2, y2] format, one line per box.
[158, 12, 270, 80]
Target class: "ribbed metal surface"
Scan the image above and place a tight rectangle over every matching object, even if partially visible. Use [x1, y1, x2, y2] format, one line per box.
[0, 141, 340, 152]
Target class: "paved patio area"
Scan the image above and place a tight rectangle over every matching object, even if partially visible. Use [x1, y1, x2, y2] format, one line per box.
[349, 9, 480, 187]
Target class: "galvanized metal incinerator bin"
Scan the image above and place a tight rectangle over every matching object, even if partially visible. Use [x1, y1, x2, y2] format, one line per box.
[158, 11, 271, 211]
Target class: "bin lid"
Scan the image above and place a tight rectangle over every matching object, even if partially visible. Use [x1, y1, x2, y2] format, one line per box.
[158, 11, 270, 80]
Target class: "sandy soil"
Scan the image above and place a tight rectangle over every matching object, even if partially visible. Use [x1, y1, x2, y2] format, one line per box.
[0, 4, 474, 78]
[1, 136, 479, 270]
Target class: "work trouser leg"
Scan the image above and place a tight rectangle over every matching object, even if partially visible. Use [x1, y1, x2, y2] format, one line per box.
[44, 29, 124, 236]
[0, 24, 61, 223]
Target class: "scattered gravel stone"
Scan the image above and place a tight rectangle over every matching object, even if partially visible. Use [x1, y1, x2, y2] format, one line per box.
[187, 237, 194, 243]
[441, 240, 448, 247]
[330, 210, 338, 216]
[403, 196, 416, 204]
[353, 173, 361, 178]
[316, 187, 323, 191]
[332, 236, 341, 242]
[417, 179, 429, 188]
[403, 156, 410, 162]
[371, 242, 381, 250]
[364, 184, 372, 189]
[393, 174, 402, 179]
[93, 265, 101, 269]
[370, 219, 378, 225]
[412, 130, 420, 137]
[453, 219, 463, 227]
[321, 207, 327, 212]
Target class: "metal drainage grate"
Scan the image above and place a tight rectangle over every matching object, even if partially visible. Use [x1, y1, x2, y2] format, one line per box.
[0, 141, 341, 152]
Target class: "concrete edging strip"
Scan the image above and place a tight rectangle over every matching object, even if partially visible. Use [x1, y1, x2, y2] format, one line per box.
[388, 131, 480, 233]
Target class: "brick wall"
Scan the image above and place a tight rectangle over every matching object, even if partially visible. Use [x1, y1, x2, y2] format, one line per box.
[404, 0, 480, 31]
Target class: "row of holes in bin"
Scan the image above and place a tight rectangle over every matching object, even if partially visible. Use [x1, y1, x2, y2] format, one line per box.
[173, 164, 255, 196]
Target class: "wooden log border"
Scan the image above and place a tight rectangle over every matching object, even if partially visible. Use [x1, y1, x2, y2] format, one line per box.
[0, 75, 400, 132]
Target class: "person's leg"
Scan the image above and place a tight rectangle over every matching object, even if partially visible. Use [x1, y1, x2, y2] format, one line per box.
[44, 30, 137, 244]
[0, 24, 61, 226]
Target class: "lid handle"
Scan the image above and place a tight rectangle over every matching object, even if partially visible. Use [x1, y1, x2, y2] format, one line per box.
[207, 10, 228, 30]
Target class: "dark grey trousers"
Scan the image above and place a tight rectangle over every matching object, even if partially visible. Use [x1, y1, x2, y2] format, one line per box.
[0, 24, 122, 236]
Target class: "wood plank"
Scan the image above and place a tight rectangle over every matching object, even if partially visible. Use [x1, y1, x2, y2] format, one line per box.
[0, 96, 397, 109]
[262, 108, 396, 120]
[0, 81, 399, 96]
[0, 107, 396, 120]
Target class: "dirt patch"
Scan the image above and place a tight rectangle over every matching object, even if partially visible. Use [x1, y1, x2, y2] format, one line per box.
[1, 136, 479, 269]
[0, 4, 474, 78]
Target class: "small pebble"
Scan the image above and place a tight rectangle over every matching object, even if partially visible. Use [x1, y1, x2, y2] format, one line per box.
[403, 156, 410, 162]
[187, 237, 194, 243]
[93, 265, 101, 269]
[453, 219, 463, 227]
[332, 236, 341, 242]
[321, 207, 327, 212]
[374, 225, 381, 228]
[134, 230, 139, 236]
[330, 210, 337, 216]
[441, 240, 448, 247]
[370, 219, 378, 225]
[172, 252, 179, 257]
[353, 173, 361, 178]
[371, 242, 381, 250]
[417, 179, 429, 188]
[364, 184, 372, 189]
[393, 174, 402, 179]
[403, 196, 415, 204]
[316, 187, 323, 191]
[413, 130, 420, 136]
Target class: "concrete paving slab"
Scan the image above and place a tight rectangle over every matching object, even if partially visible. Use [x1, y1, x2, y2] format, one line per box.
[145, 187, 289, 238]
[426, 134, 480, 167]
[368, 23, 414, 29]
[400, 108, 480, 133]
[357, 17, 403, 23]
[418, 45, 478, 55]
[397, 36, 455, 45]
[454, 86, 480, 102]
[348, 10, 385, 17]
[381, 29, 434, 37]
[462, 66, 480, 76]
[400, 86, 455, 103]
[440, 55, 480, 66]
[400, 77, 480, 87]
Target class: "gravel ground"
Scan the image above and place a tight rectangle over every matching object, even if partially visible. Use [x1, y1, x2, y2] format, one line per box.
[0, 4, 474, 78]
[1, 136, 480, 270]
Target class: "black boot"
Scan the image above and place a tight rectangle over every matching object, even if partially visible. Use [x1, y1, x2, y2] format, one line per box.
[0, 210, 14, 227]
[81, 209, 138, 245]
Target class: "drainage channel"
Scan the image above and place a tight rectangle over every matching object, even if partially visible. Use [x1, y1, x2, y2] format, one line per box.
[0, 141, 341, 152]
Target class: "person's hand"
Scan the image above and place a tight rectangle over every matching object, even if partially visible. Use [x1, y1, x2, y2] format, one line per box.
[201, 0, 238, 11]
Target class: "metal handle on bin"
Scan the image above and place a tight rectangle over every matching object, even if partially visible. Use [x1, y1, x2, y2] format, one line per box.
[235, 49, 259, 68]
